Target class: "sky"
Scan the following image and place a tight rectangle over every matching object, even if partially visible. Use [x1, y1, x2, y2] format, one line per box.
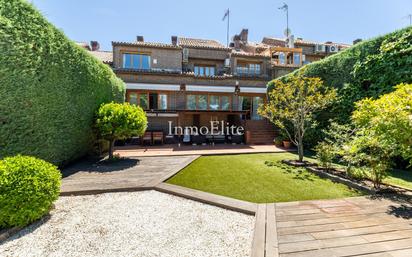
[32, 0, 412, 51]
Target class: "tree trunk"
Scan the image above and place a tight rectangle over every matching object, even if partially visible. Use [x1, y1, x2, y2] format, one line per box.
[298, 131, 304, 162]
[108, 139, 115, 160]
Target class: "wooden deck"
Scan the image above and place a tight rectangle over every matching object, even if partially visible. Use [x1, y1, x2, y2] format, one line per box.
[273, 197, 412, 257]
[60, 155, 199, 195]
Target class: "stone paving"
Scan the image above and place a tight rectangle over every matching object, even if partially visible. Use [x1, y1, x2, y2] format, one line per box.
[115, 144, 287, 157]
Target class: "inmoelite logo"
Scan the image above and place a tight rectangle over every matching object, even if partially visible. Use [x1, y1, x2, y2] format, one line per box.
[168, 121, 245, 136]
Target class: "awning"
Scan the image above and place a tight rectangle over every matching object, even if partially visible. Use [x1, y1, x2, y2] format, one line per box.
[126, 83, 180, 91]
[240, 87, 267, 94]
[186, 85, 235, 93]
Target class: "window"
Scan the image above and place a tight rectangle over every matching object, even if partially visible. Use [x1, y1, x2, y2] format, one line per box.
[187, 95, 197, 110]
[139, 94, 148, 109]
[221, 96, 230, 110]
[293, 53, 301, 65]
[279, 52, 286, 65]
[236, 63, 261, 75]
[129, 93, 138, 105]
[128, 92, 148, 109]
[187, 94, 231, 110]
[159, 94, 168, 110]
[149, 93, 158, 110]
[238, 96, 252, 111]
[198, 95, 207, 110]
[194, 65, 215, 77]
[252, 97, 263, 120]
[209, 95, 220, 110]
[122, 53, 151, 69]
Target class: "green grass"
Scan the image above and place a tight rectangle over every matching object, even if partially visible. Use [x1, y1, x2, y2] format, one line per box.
[385, 169, 412, 190]
[167, 153, 364, 203]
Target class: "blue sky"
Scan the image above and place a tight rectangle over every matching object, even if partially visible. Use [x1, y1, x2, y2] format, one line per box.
[32, 0, 412, 51]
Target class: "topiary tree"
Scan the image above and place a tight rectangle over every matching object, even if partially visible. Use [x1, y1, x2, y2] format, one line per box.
[0, 155, 61, 228]
[259, 69, 337, 162]
[95, 102, 147, 159]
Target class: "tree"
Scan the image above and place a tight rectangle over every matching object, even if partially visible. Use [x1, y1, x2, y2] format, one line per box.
[343, 83, 412, 188]
[352, 83, 412, 166]
[95, 102, 147, 159]
[259, 70, 337, 162]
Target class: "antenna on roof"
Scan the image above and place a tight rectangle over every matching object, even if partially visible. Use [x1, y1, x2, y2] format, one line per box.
[278, 3, 289, 39]
[222, 9, 230, 47]
[403, 14, 412, 26]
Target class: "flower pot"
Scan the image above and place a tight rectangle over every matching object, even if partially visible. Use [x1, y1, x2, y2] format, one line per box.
[283, 140, 291, 149]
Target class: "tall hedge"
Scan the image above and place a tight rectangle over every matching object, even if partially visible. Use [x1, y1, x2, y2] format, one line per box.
[269, 26, 412, 145]
[0, 0, 125, 165]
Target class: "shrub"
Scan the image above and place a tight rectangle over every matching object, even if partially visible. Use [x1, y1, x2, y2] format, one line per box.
[314, 142, 335, 171]
[95, 103, 147, 159]
[270, 26, 412, 145]
[0, 155, 61, 228]
[0, 0, 125, 165]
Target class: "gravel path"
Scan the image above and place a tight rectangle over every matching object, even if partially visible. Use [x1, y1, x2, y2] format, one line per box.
[0, 191, 254, 257]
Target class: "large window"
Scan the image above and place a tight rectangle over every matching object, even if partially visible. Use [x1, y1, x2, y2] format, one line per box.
[236, 63, 261, 75]
[221, 96, 230, 110]
[186, 94, 231, 111]
[122, 53, 151, 69]
[128, 92, 170, 110]
[194, 65, 215, 77]
[209, 95, 220, 110]
[238, 96, 264, 120]
[252, 96, 264, 120]
[159, 94, 168, 110]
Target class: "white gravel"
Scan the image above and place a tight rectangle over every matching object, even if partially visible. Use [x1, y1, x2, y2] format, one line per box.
[0, 191, 254, 257]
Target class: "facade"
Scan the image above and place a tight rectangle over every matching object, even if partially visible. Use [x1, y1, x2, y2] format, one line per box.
[82, 29, 349, 144]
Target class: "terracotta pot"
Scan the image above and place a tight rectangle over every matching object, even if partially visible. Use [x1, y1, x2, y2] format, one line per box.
[283, 140, 291, 149]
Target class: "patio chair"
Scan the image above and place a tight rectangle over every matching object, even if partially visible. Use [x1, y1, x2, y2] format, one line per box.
[152, 131, 164, 144]
[141, 131, 152, 145]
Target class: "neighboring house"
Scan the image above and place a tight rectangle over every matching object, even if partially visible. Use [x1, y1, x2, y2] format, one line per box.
[81, 29, 349, 144]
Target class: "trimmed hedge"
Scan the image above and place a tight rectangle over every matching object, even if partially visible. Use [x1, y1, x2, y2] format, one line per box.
[0, 0, 125, 165]
[269, 26, 412, 145]
[0, 155, 61, 228]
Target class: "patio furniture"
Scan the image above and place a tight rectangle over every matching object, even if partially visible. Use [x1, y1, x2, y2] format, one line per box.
[165, 135, 175, 144]
[192, 135, 206, 145]
[183, 128, 191, 144]
[152, 131, 164, 144]
[230, 135, 243, 144]
[141, 131, 152, 145]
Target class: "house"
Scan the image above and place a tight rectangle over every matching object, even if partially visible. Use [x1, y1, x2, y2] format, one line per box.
[82, 29, 349, 145]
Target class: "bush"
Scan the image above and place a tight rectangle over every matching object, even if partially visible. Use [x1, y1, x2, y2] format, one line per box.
[95, 103, 147, 159]
[314, 142, 335, 171]
[0, 155, 61, 228]
[270, 26, 412, 146]
[0, 0, 125, 165]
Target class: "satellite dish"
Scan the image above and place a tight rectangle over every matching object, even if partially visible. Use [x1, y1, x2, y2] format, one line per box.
[283, 29, 292, 37]
[284, 28, 292, 37]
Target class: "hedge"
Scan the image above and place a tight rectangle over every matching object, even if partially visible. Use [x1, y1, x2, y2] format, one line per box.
[0, 0, 125, 165]
[269, 26, 412, 145]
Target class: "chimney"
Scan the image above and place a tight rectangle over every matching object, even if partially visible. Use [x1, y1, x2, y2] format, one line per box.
[90, 41, 100, 51]
[240, 29, 248, 43]
[136, 36, 144, 42]
[171, 36, 177, 46]
[353, 38, 362, 45]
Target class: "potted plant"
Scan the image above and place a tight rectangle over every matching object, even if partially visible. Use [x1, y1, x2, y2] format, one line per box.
[273, 136, 283, 147]
[283, 139, 292, 149]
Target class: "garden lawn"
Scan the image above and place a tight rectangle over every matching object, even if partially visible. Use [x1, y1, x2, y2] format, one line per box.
[167, 153, 364, 203]
[385, 169, 412, 190]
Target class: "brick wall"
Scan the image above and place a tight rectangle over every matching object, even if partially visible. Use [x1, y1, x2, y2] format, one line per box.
[113, 45, 182, 71]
